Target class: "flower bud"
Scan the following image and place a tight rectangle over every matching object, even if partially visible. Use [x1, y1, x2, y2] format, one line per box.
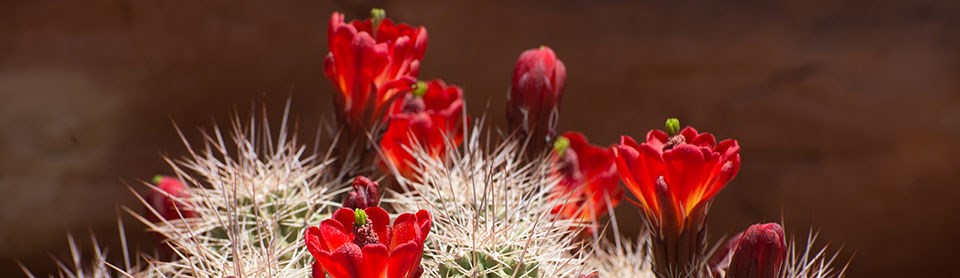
[342, 176, 381, 209]
[726, 223, 787, 278]
[507, 46, 566, 155]
[145, 175, 196, 221]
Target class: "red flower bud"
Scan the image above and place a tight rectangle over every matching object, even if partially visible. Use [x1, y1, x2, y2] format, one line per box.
[305, 207, 432, 278]
[549, 132, 622, 234]
[726, 223, 787, 278]
[379, 80, 466, 180]
[507, 46, 566, 154]
[343, 176, 381, 209]
[324, 10, 427, 134]
[145, 175, 196, 222]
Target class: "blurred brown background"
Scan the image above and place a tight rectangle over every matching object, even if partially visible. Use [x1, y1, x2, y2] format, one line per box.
[2, 0, 959, 277]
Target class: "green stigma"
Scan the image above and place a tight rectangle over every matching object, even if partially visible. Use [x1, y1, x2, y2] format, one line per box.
[665, 118, 680, 136]
[553, 136, 570, 155]
[413, 80, 428, 97]
[370, 8, 386, 31]
[354, 209, 368, 225]
[152, 175, 164, 184]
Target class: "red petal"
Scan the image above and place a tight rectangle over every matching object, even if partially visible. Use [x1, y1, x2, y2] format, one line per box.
[366, 207, 392, 244]
[613, 137, 664, 217]
[679, 126, 699, 143]
[378, 116, 418, 179]
[387, 241, 422, 278]
[333, 208, 357, 228]
[415, 210, 432, 242]
[305, 226, 325, 258]
[645, 129, 668, 150]
[319, 219, 353, 252]
[620, 135, 642, 150]
[662, 144, 716, 214]
[702, 139, 741, 201]
[317, 243, 362, 278]
[359, 244, 389, 278]
[312, 260, 325, 278]
[389, 213, 421, 251]
[690, 132, 717, 148]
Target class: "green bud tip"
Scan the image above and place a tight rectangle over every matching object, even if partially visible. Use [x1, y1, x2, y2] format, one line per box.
[354, 209, 368, 225]
[370, 8, 386, 28]
[152, 175, 164, 184]
[553, 136, 570, 155]
[665, 118, 680, 136]
[412, 80, 428, 97]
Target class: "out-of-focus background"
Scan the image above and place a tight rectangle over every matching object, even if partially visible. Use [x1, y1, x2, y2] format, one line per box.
[2, 1, 958, 277]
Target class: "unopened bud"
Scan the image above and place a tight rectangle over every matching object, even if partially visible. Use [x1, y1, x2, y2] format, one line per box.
[726, 223, 787, 278]
[343, 176, 381, 209]
[507, 46, 566, 154]
[146, 175, 196, 221]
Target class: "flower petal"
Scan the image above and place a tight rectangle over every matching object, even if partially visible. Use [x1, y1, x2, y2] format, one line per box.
[389, 212, 421, 251]
[690, 132, 717, 148]
[317, 243, 362, 278]
[305, 226, 325, 258]
[662, 144, 714, 214]
[319, 219, 353, 252]
[333, 207, 357, 228]
[365, 206, 392, 244]
[311, 260, 325, 278]
[387, 241, 422, 278]
[645, 129, 668, 150]
[359, 244, 389, 278]
[415, 210, 432, 242]
[679, 126, 699, 143]
[614, 137, 664, 217]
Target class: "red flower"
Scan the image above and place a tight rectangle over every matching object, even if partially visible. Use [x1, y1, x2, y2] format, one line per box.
[612, 119, 740, 275]
[145, 175, 196, 222]
[613, 120, 740, 226]
[550, 132, 622, 234]
[507, 46, 566, 155]
[379, 80, 465, 180]
[726, 223, 787, 278]
[305, 207, 432, 278]
[324, 10, 427, 132]
[343, 176, 382, 209]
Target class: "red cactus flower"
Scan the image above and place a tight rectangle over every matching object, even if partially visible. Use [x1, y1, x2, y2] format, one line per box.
[343, 176, 382, 209]
[613, 118, 741, 275]
[324, 9, 427, 133]
[613, 118, 740, 226]
[379, 80, 465, 180]
[549, 132, 622, 234]
[145, 175, 196, 222]
[727, 223, 787, 278]
[507, 46, 566, 155]
[305, 207, 432, 278]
